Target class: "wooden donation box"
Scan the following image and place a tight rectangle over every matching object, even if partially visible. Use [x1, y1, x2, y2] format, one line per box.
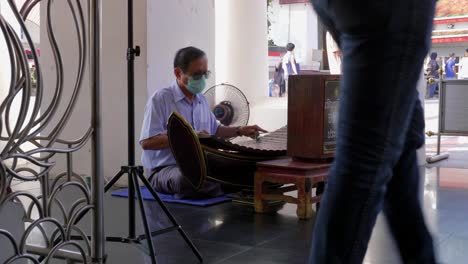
[287, 74, 340, 160]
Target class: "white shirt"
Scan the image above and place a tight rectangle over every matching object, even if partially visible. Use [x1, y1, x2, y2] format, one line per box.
[326, 32, 342, 75]
[458, 57, 468, 79]
[282, 51, 298, 76]
[139, 82, 220, 169]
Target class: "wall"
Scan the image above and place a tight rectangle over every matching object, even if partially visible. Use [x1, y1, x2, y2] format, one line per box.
[432, 21, 468, 56]
[0, 1, 22, 37]
[433, 21, 468, 31]
[40, 0, 147, 181]
[432, 44, 468, 57]
[146, 0, 216, 95]
[102, 0, 147, 179]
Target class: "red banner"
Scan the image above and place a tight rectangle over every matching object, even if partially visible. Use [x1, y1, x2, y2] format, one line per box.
[268, 51, 281, 57]
[432, 36, 468, 44]
[434, 17, 468, 25]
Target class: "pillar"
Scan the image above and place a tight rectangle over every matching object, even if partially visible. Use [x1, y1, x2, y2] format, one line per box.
[215, 0, 269, 105]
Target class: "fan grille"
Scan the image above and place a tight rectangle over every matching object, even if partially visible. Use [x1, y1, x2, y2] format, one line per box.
[203, 84, 250, 126]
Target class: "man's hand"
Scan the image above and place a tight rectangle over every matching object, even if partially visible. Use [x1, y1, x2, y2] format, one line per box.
[215, 125, 267, 139]
[239, 125, 268, 138]
[197, 129, 211, 138]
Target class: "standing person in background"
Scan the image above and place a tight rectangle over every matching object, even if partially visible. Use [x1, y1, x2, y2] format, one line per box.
[282, 43, 299, 95]
[309, 0, 437, 263]
[458, 48, 468, 79]
[274, 53, 286, 97]
[445, 53, 457, 79]
[426, 52, 439, 99]
[326, 31, 342, 74]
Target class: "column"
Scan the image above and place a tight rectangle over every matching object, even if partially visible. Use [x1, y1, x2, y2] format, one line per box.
[215, 0, 269, 105]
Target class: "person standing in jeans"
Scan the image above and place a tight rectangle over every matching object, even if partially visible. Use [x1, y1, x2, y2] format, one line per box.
[274, 53, 286, 97]
[426, 52, 440, 98]
[309, 0, 437, 263]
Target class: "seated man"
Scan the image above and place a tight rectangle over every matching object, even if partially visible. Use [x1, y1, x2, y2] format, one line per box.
[140, 46, 266, 199]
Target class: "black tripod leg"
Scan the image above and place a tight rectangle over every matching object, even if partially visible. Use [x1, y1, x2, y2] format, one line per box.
[128, 169, 136, 238]
[136, 170, 203, 263]
[132, 171, 158, 264]
[104, 169, 127, 192]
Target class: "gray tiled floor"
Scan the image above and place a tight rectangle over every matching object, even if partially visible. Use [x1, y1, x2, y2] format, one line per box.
[7, 163, 468, 264]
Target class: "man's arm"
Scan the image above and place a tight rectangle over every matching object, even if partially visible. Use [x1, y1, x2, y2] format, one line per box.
[140, 134, 169, 150]
[333, 50, 342, 57]
[139, 91, 170, 151]
[291, 55, 298, 75]
[215, 126, 239, 138]
[215, 125, 267, 139]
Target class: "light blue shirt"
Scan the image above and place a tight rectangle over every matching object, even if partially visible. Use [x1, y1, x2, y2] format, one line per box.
[140, 82, 220, 169]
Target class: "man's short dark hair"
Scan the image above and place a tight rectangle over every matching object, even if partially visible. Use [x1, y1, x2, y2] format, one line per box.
[174, 47, 206, 73]
[286, 43, 295, 51]
[466, 48, 468, 53]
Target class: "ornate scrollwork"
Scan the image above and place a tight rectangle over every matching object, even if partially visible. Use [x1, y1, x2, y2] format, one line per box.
[0, 0, 98, 262]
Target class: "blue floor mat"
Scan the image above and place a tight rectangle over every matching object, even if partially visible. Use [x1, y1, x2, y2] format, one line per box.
[111, 187, 231, 206]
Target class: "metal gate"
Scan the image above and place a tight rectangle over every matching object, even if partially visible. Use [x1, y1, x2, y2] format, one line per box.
[0, 0, 104, 262]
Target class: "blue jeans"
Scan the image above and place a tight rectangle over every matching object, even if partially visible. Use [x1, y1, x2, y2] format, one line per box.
[428, 83, 438, 98]
[310, 0, 437, 263]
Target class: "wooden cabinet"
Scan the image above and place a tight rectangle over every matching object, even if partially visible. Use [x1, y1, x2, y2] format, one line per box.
[287, 74, 340, 160]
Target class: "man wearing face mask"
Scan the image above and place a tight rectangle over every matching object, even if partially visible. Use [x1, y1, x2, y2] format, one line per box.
[139, 46, 266, 199]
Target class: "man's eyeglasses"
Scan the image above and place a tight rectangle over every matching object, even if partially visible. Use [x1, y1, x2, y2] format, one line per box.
[190, 70, 211, 80]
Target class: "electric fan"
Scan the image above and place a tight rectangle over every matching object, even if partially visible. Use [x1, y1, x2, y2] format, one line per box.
[203, 83, 250, 126]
